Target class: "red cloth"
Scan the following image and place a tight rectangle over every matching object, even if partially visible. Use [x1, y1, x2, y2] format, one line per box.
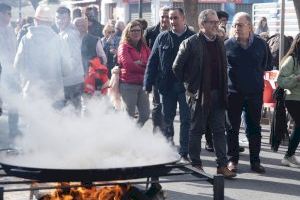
[117, 42, 150, 85]
[84, 57, 109, 95]
[263, 70, 279, 107]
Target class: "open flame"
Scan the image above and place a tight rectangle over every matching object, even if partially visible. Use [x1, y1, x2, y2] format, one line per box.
[40, 182, 129, 200]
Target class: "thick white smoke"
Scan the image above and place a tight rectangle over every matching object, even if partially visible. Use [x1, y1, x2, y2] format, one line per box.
[2, 94, 178, 169]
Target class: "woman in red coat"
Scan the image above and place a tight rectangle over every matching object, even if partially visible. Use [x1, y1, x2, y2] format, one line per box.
[117, 20, 150, 126]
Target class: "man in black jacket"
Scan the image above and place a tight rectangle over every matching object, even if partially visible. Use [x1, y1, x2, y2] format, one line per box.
[144, 6, 170, 133]
[144, 7, 194, 163]
[225, 12, 272, 174]
[172, 9, 236, 178]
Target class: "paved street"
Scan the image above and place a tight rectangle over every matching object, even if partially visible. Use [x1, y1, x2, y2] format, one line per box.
[0, 109, 300, 200]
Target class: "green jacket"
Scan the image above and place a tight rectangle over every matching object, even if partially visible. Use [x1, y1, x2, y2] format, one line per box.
[277, 56, 300, 101]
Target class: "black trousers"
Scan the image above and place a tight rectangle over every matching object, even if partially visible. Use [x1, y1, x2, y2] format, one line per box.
[285, 100, 300, 157]
[227, 92, 263, 164]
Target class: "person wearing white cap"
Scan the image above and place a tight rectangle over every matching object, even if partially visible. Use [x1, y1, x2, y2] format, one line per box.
[14, 5, 72, 105]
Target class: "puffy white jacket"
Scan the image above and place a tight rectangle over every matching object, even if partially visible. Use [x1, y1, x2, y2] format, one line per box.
[0, 26, 17, 90]
[59, 24, 84, 86]
[14, 25, 72, 100]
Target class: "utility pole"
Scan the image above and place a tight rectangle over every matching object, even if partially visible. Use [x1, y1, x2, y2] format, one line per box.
[138, 0, 143, 18]
[279, 0, 285, 64]
[18, 0, 22, 20]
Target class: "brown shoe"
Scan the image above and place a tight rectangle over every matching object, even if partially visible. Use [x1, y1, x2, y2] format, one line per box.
[227, 161, 238, 172]
[217, 166, 237, 179]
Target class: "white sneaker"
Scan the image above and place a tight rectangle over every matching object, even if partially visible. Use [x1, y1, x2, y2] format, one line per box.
[281, 155, 300, 168]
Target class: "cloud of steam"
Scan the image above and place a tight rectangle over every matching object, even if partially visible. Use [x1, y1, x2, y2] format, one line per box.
[2, 94, 178, 169]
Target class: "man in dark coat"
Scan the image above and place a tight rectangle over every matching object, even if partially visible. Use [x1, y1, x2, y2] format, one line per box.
[172, 9, 235, 178]
[144, 6, 170, 133]
[225, 12, 272, 174]
[144, 7, 194, 163]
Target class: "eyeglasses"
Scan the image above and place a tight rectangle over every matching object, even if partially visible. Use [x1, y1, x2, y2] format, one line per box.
[108, 31, 115, 34]
[232, 23, 249, 28]
[130, 29, 141, 33]
[204, 20, 219, 25]
[169, 16, 179, 20]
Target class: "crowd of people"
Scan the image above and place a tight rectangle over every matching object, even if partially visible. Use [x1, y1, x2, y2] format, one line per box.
[1, 2, 300, 180]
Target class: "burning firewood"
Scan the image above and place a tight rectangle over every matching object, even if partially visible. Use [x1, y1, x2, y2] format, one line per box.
[37, 182, 166, 200]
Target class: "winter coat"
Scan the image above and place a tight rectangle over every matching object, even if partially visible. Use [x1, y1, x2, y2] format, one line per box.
[14, 25, 72, 100]
[101, 35, 120, 75]
[0, 25, 17, 91]
[225, 35, 272, 95]
[59, 24, 84, 86]
[81, 33, 107, 75]
[172, 33, 228, 107]
[277, 56, 300, 101]
[144, 28, 195, 94]
[144, 23, 161, 49]
[117, 42, 150, 85]
[267, 34, 292, 69]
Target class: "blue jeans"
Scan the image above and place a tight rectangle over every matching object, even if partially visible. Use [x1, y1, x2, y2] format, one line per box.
[161, 82, 190, 156]
[152, 84, 163, 132]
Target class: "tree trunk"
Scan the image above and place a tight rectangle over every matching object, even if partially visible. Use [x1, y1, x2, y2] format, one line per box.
[183, 0, 199, 32]
[293, 0, 300, 29]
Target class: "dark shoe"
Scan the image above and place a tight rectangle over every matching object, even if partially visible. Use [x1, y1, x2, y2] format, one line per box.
[178, 155, 191, 164]
[251, 163, 266, 174]
[192, 164, 204, 172]
[239, 147, 245, 152]
[217, 166, 236, 179]
[227, 161, 238, 173]
[205, 142, 214, 152]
